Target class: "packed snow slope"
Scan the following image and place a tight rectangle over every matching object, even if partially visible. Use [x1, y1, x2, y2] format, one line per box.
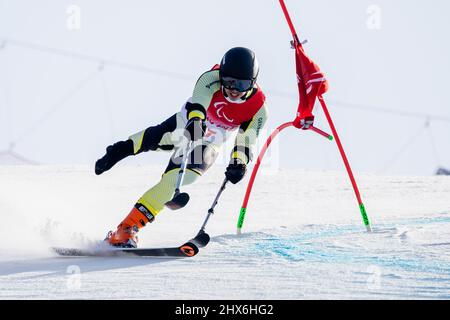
[0, 165, 449, 299]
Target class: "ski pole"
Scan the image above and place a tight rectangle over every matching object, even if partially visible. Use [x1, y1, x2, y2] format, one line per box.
[165, 140, 193, 210]
[200, 178, 228, 232]
[174, 141, 193, 194]
[191, 178, 229, 247]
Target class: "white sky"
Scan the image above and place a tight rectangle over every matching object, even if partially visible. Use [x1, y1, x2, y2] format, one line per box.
[0, 0, 449, 175]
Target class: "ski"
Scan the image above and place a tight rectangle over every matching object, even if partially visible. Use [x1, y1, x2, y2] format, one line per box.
[52, 241, 199, 257]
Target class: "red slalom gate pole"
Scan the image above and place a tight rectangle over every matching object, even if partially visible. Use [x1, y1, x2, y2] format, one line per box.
[236, 121, 294, 234]
[318, 96, 372, 231]
[279, 0, 371, 231]
[279, 0, 301, 45]
[236, 0, 372, 234]
[310, 125, 333, 141]
[236, 121, 333, 234]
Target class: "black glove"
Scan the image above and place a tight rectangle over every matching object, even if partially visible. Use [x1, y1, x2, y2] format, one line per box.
[225, 158, 247, 184]
[95, 140, 134, 175]
[184, 117, 206, 141]
[300, 116, 314, 130]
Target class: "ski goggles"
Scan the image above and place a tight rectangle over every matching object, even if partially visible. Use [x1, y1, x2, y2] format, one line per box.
[221, 76, 254, 92]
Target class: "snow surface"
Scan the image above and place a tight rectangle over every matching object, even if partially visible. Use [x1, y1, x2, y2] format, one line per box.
[0, 165, 449, 299]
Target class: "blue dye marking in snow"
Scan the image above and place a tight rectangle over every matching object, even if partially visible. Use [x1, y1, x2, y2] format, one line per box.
[250, 216, 450, 275]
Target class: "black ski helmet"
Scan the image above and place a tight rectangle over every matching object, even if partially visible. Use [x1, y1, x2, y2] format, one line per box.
[219, 47, 259, 92]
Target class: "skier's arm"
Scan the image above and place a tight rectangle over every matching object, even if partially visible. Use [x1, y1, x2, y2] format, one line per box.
[225, 104, 269, 184]
[187, 70, 221, 121]
[232, 103, 269, 165]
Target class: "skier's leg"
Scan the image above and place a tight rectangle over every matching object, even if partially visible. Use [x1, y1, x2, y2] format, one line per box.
[128, 113, 186, 154]
[96, 113, 187, 175]
[107, 143, 218, 247]
[106, 113, 187, 247]
[105, 203, 155, 247]
[106, 115, 218, 247]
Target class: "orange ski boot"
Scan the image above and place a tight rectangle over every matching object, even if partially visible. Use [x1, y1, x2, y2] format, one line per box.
[106, 203, 155, 248]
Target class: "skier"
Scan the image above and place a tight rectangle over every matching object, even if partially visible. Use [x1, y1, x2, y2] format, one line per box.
[95, 47, 270, 248]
